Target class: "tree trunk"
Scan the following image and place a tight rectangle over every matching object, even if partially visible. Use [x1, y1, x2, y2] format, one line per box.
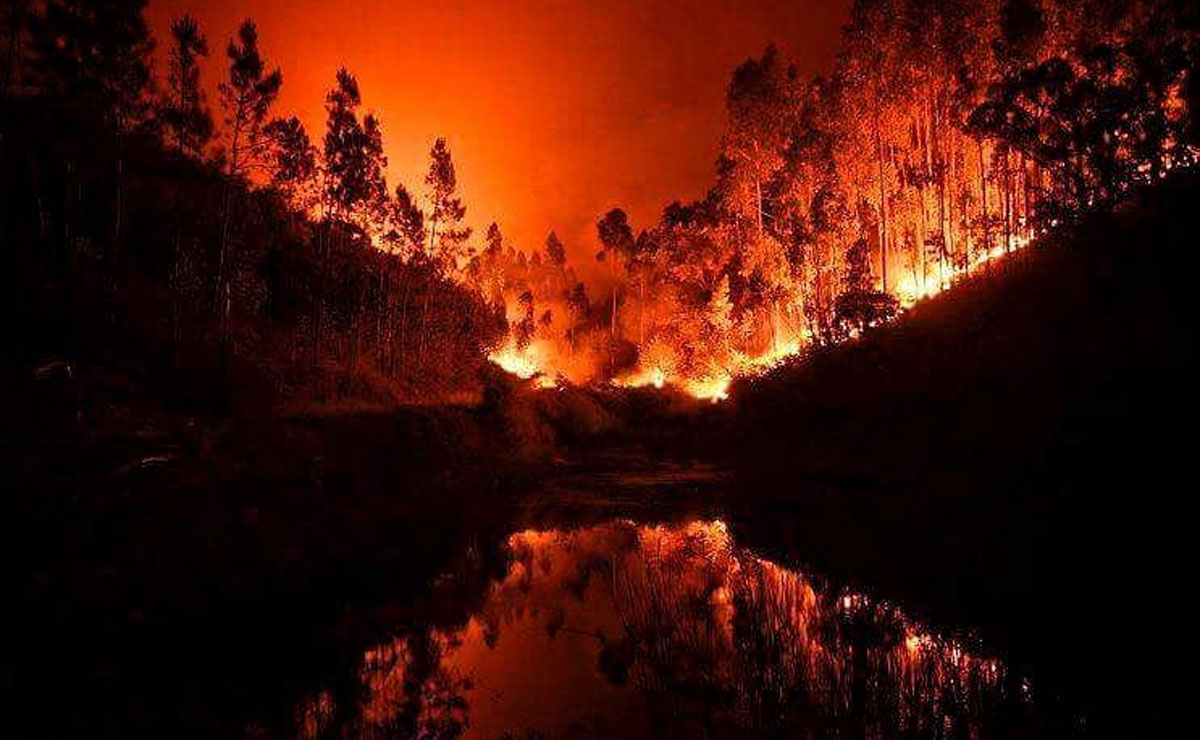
[398, 269, 413, 371]
[418, 279, 432, 363]
[754, 175, 764, 239]
[931, 88, 948, 288]
[873, 105, 888, 293]
[638, 277, 645, 347]
[112, 151, 123, 263]
[217, 117, 244, 327]
[916, 182, 927, 293]
[1020, 152, 1030, 241]
[978, 140, 989, 262]
[1003, 147, 1013, 254]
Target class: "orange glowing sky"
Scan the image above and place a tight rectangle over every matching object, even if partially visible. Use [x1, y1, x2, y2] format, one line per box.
[148, 0, 847, 260]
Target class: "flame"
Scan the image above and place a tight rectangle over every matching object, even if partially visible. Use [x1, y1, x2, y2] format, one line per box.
[485, 185, 1043, 404]
[612, 337, 803, 401]
[488, 339, 543, 380]
[488, 228, 1036, 402]
[683, 374, 731, 402]
[615, 366, 730, 402]
[615, 365, 667, 390]
[895, 274, 937, 307]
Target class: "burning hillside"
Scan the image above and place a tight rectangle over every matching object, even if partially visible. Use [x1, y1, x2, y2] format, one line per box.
[459, 0, 1196, 400]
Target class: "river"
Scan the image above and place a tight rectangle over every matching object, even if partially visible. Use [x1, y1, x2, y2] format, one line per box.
[251, 460, 1030, 740]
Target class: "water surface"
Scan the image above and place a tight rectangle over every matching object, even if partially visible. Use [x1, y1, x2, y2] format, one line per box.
[286, 517, 1027, 740]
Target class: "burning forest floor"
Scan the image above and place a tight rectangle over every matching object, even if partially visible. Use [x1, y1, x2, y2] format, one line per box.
[2, 175, 1195, 739]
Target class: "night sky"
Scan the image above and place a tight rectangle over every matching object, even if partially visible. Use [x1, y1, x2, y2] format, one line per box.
[148, 0, 848, 260]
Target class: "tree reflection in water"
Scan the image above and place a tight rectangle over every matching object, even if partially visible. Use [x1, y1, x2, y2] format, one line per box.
[290, 520, 1028, 740]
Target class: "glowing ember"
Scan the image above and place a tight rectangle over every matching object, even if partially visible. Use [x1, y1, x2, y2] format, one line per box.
[905, 632, 927, 654]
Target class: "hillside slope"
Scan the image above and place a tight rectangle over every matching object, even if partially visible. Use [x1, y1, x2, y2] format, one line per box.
[725, 174, 1197, 736]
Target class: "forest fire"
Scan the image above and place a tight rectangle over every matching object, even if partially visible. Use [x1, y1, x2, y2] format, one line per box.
[488, 222, 1033, 402]
[483, 222, 1041, 402]
[4, 2, 1193, 737]
[2, 1, 1191, 408]
[24, 0, 1175, 408]
[460, 0, 1193, 401]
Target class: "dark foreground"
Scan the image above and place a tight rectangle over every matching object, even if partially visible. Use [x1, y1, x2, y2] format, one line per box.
[3, 178, 1196, 739]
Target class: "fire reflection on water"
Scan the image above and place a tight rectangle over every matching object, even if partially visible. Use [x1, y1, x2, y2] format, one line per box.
[293, 520, 1026, 739]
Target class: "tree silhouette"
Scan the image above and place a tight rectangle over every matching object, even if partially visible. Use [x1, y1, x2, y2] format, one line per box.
[425, 137, 472, 268]
[218, 19, 282, 178]
[385, 184, 427, 258]
[159, 14, 212, 158]
[3, 3, 507, 414]
[26, 0, 154, 259]
[323, 68, 387, 223]
[835, 237, 898, 336]
[566, 281, 590, 355]
[515, 289, 536, 349]
[216, 19, 282, 323]
[484, 222, 504, 259]
[544, 230, 566, 267]
[724, 44, 794, 238]
[263, 115, 316, 202]
[597, 208, 635, 341]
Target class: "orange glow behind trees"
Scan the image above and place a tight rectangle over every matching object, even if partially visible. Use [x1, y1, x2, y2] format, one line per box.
[147, 0, 848, 262]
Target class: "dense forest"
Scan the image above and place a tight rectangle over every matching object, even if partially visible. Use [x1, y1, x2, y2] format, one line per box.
[1, 0, 1197, 411]
[2, 1, 505, 413]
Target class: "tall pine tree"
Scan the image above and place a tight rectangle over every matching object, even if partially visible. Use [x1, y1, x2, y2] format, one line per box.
[323, 68, 386, 223]
[425, 138, 471, 268]
[218, 19, 282, 178]
[216, 19, 281, 323]
[160, 13, 212, 158]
